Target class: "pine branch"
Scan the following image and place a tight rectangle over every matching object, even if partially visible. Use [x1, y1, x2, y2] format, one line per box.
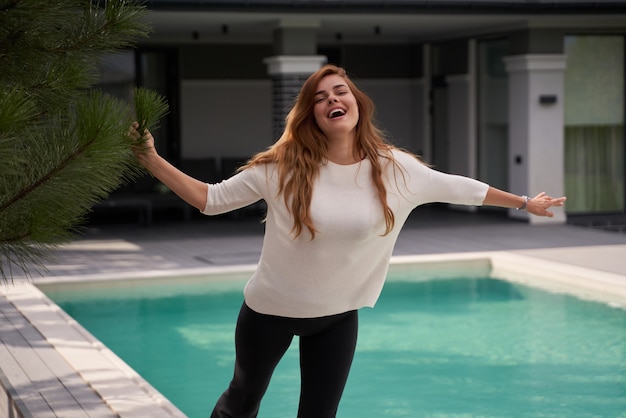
[0, 0, 168, 284]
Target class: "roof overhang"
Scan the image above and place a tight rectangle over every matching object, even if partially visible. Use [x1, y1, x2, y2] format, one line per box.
[141, 1, 626, 45]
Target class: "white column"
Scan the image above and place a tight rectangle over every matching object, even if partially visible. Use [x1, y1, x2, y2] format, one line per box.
[504, 54, 567, 224]
[263, 55, 327, 76]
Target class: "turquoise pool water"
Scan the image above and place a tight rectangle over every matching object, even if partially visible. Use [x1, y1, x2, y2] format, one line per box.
[45, 275, 626, 418]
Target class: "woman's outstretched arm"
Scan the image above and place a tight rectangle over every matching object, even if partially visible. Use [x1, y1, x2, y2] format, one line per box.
[483, 187, 566, 218]
[129, 123, 208, 211]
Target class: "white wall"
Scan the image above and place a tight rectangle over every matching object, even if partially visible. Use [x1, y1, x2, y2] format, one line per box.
[355, 79, 422, 154]
[180, 78, 422, 159]
[180, 80, 273, 159]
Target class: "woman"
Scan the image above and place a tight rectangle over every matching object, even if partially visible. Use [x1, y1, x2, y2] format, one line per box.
[130, 64, 565, 418]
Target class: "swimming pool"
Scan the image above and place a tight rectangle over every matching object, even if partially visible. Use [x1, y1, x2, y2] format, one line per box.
[42, 263, 626, 418]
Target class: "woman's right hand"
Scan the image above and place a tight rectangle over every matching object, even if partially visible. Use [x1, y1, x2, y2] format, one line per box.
[128, 122, 158, 168]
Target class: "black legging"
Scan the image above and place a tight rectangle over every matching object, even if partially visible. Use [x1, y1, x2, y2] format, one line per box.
[211, 302, 359, 418]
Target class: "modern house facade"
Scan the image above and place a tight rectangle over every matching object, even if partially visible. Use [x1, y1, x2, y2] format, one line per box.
[100, 1, 626, 225]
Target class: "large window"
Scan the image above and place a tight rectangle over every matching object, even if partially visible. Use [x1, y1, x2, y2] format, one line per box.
[477, 39, 510, 192]
[564, 36, 625, 213]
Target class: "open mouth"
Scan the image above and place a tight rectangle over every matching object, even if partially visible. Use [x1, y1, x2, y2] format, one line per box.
[328, 108, 346, 119]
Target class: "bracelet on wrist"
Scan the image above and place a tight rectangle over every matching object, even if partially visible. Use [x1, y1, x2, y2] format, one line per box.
[516, 195, 529, 211]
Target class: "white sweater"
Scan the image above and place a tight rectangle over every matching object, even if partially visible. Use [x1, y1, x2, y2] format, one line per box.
[202, 149, 489, 318]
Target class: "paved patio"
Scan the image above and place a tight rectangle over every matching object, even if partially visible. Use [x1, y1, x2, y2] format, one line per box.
[29, 206, 626, 281]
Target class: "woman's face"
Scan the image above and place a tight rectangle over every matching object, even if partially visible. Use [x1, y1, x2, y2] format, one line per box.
[312, 74, 360, 139]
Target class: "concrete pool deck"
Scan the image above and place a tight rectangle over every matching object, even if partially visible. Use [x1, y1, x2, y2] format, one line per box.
[2, 207, 626, 417]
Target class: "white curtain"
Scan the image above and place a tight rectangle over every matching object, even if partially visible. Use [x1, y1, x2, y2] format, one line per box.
[565, 126, 624, 212]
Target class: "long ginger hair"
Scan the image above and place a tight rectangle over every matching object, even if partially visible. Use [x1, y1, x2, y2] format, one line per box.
[242, 64, 396, 238]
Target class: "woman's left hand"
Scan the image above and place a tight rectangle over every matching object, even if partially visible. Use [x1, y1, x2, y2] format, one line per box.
[525, 192, 567, 217]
